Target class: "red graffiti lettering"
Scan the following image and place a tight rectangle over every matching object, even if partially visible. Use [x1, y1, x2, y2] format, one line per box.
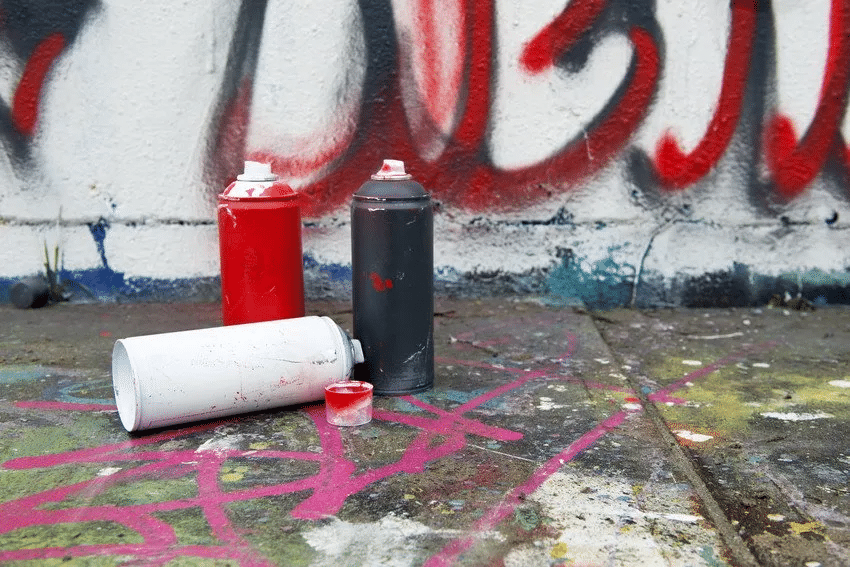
[12, 33, 66, 136]
[251, 3, 660, 215]
[765, 0, 850, 198]
[519, 0, 608, 74]
[654, 0, 757, 189]
[498, 26, 660, 195]
[4, 2, 848, 212]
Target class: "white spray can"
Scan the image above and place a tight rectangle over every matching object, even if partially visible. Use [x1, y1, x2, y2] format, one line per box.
[111, 316, 364, 432]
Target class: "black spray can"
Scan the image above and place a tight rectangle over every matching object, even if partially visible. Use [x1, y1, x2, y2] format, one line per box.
[351, 159, 434, 395]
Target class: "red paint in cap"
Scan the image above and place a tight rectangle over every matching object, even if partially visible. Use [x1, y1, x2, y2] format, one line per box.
[325, 381, 373, 426]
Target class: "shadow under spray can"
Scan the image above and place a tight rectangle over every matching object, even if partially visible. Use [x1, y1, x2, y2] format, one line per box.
[351, 159, 434, 395]
[217, 161, 305, 326]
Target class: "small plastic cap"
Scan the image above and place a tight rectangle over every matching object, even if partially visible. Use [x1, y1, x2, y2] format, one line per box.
[325, 381, 373, 426]
[371, 159, 413, 180]
[237, 161, 278, 182]
[351, 339, 365, 364]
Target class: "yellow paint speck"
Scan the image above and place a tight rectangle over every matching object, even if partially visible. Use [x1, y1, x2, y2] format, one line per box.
[767, 514, 785, 522]
[789, 521, 827, 539]
[221, 465, 249, 482]
[551, 542, 569, 559]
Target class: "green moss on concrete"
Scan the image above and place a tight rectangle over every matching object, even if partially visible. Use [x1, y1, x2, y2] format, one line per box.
[0, 420, 123, 504]
[225, 498, 317, 567]
[650, 357, 850, 434]
[0, 521, 144, 551]
[218, 457, 320, 490]
[0, 415, 119, 464]
[79, 477, 198, 508]
[0, 464, 104, 504]
[162, 559, 247, 567]
[153, 509, 220, 547]
[0, 558, 126, 566]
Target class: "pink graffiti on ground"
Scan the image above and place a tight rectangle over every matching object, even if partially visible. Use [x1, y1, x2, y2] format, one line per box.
[0, 330, 777, 566]
[0, 330, 585, 565]
[425, 340, 778, 565]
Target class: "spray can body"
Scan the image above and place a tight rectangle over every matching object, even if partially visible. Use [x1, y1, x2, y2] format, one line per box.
[217, 161, 305, 326]
[112, 316, 365, 431]
[351, 160, 434, 395]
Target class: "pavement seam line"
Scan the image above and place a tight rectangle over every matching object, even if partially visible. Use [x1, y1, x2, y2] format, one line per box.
[590, 319, 762, 567]
[631, 387, 761, 567]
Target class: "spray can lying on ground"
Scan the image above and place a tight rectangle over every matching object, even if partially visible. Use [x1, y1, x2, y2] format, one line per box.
[351, 159, 434, 395]
[10, 277, 50, 309]
[217, 161, 305, 326]
[111, 316, 364, 432]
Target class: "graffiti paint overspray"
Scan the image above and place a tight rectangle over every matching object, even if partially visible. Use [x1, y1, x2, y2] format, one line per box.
[111, 316, 364, 432]
[351, 160, 434, 395]
[217, 161, 305, 326]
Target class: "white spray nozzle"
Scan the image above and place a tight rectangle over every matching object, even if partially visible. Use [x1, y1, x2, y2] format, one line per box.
[237, 161, 278, 182]
[371, 159, 412, 180]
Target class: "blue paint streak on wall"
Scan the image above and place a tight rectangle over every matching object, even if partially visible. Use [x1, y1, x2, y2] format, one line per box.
[304, 254, 351, 282]
[88, 218, 111, 270]
[2, 253, 848, 307]
[59, 267, 125, 300]
[53, 218, 127, 300]
[545, 247, 634, 310]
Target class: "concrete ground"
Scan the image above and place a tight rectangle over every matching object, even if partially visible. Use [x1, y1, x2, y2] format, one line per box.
[0, 298, 848, 566]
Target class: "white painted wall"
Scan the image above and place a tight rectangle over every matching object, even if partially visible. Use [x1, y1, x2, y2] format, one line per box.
[0, 0, 847, 305]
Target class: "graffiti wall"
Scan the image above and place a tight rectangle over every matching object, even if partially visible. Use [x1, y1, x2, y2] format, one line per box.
[0, 0, 848, 308]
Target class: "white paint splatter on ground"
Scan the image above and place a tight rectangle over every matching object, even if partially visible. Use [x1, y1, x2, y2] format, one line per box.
[828, 380, 850, 388]
[502, 470, 728, 567]
[682, 360, 703, 366]
[674, 430, 714, 443]
[751, 362, 771, 368]
[760, 411, 834, 421]
[96, 467, 122, 476]
[195, 434, 247, 454]
[302, 514, 465, 567]
[537, 397, 567, 410]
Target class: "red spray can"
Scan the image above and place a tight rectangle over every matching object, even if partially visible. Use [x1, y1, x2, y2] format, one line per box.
[217, 161, 305, 325]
